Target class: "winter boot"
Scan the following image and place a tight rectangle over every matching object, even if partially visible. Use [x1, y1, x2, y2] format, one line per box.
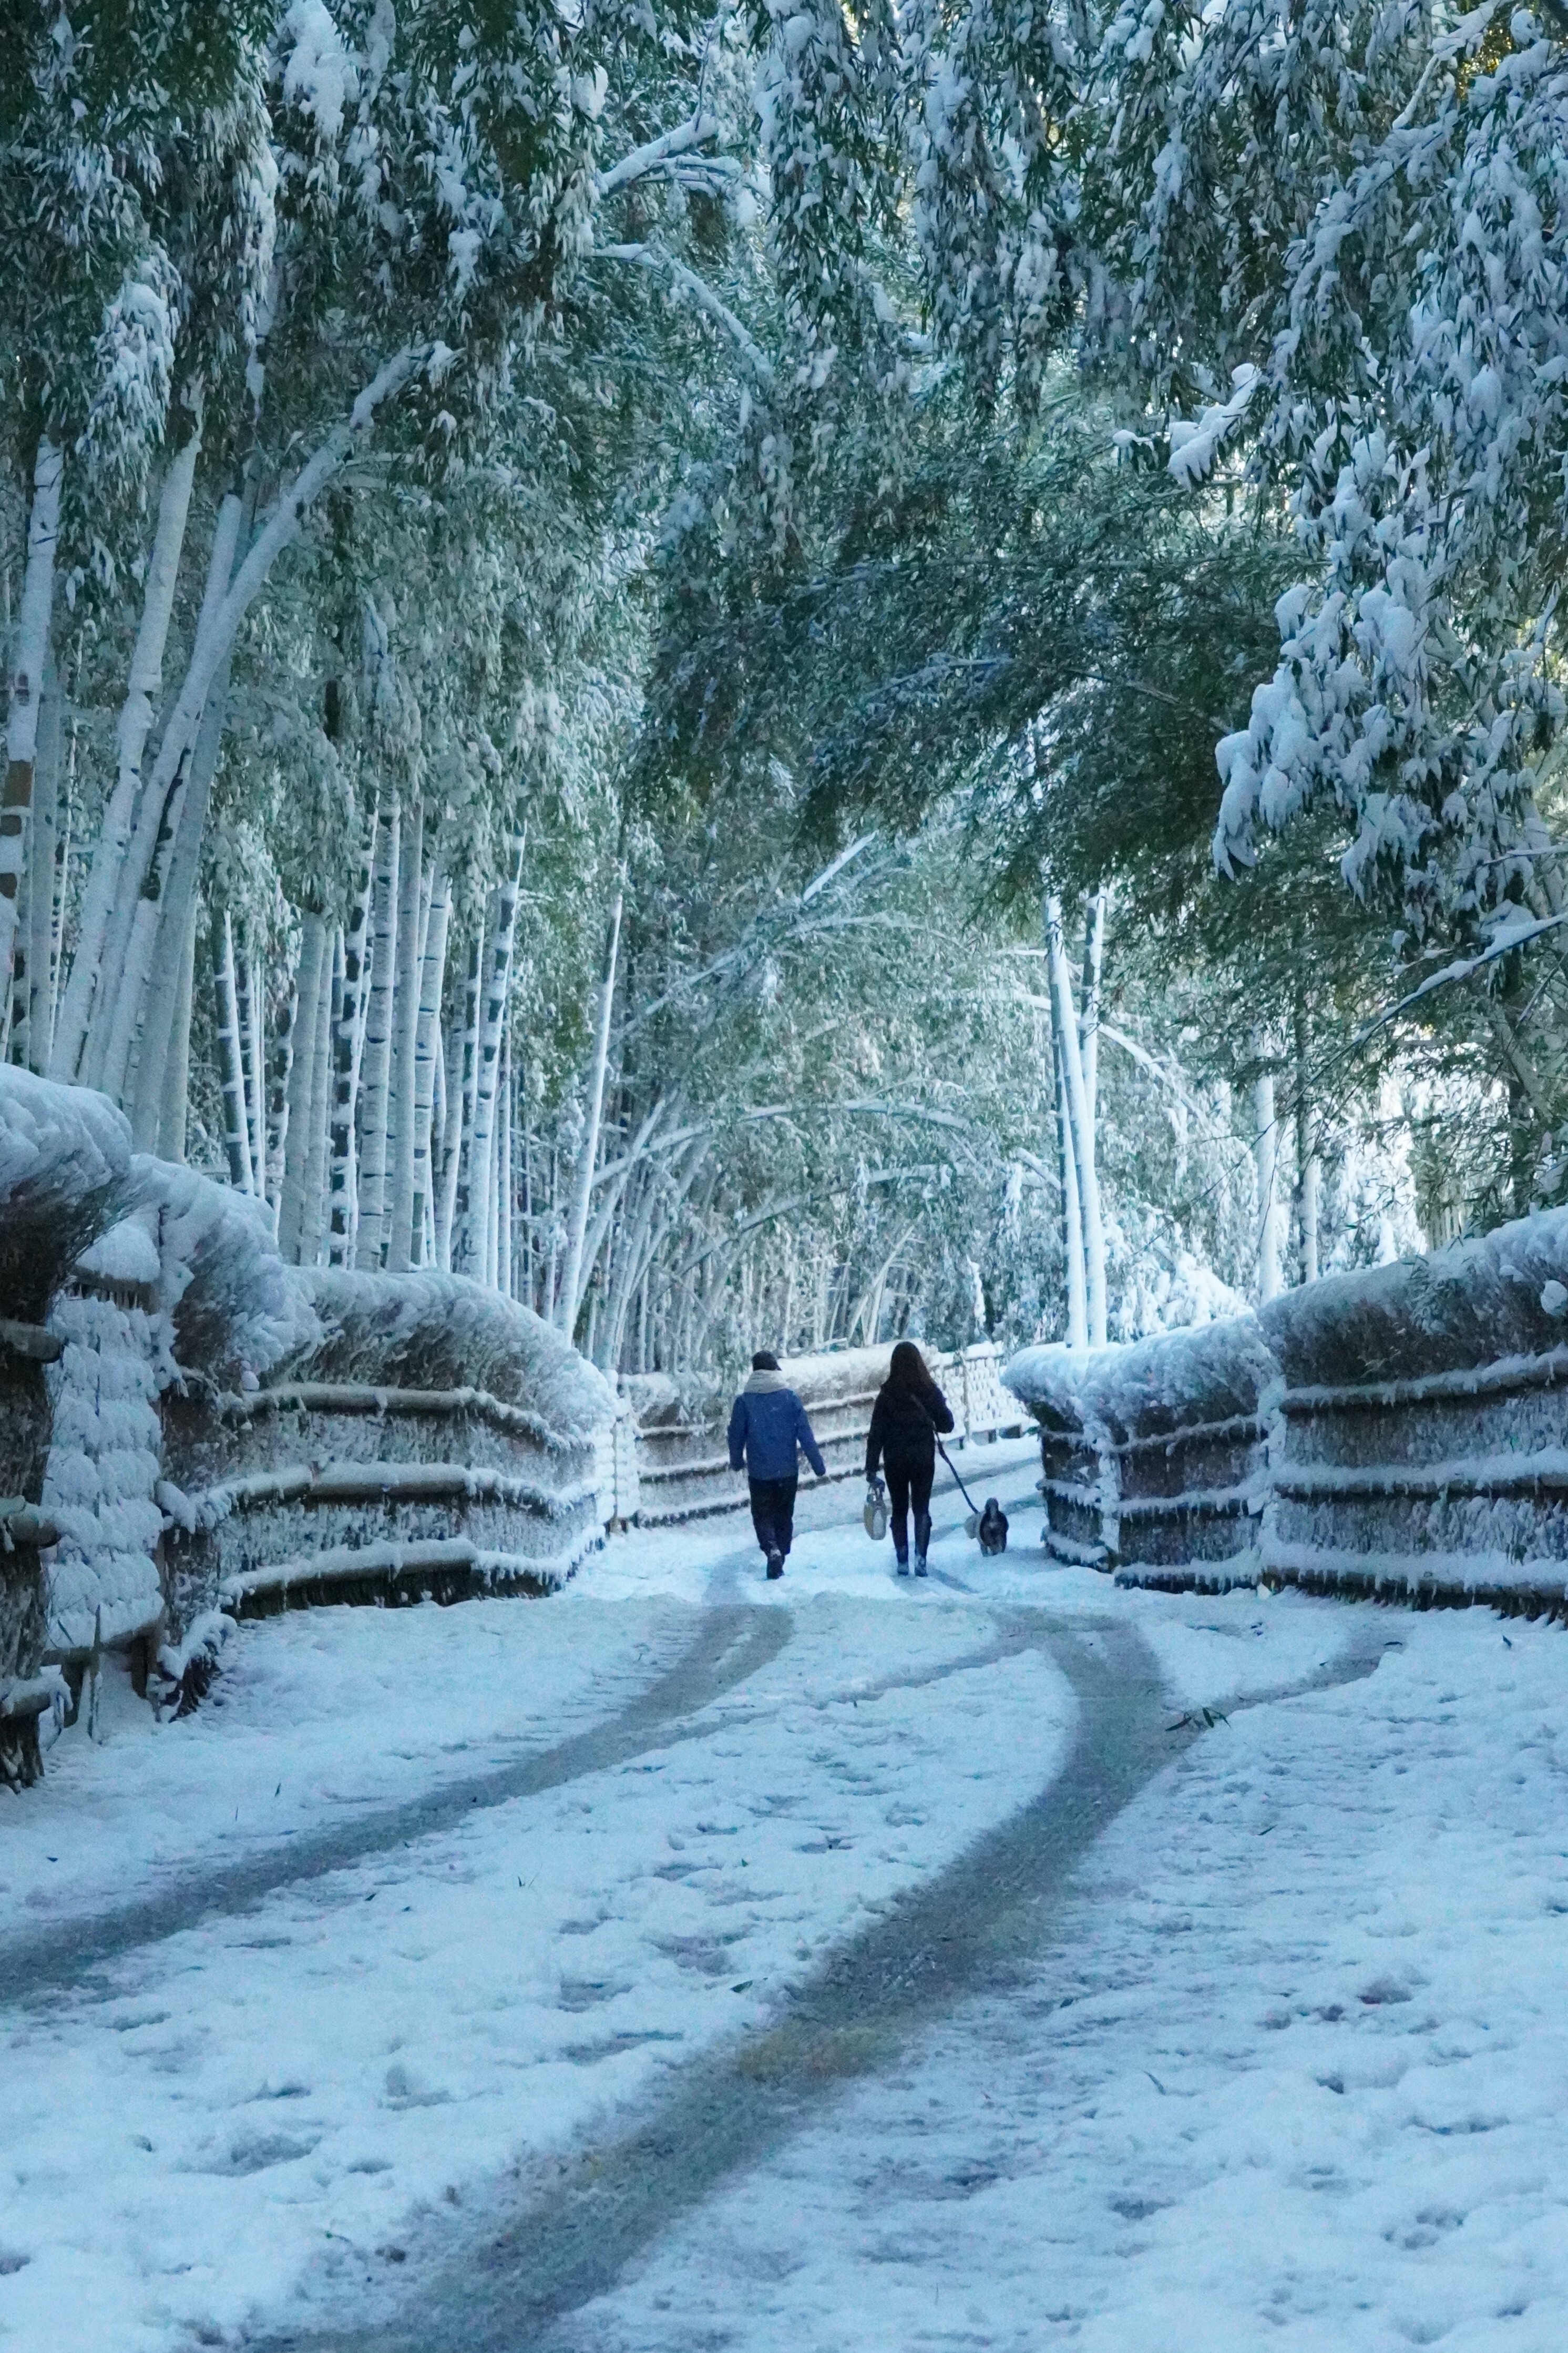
[914, 1511, 932, 1576]
[895, 1550, 910, 1576]
[766, 1548, 784, 1581]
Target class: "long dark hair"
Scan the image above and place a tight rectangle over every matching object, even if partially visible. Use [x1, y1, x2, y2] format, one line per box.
[887, 1339, 938, 1396]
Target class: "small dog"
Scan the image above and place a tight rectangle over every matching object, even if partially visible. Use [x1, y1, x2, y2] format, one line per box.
[977, 1498, 1009, 1556]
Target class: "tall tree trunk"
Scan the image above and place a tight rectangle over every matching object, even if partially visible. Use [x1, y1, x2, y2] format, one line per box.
[498, 1048, 515, 1300]
[410, 871, 450, 1268]
[1046, 895, 1104, 1347]
[213, 910, 254, 1193]
[558, 873, 624, 1332]
[1377, 1071, 1402, 1262]
[1081, 885, 1108, 1133]
[237, 945, 266, 1206]
[441, 920, 483, 1275]
[1252, 1032, 1284, 1304]
[279, 916, 328, 1258]
[386, 799, 424, 1272]
[119, 487, 248, 1137]
[157, 894, 198, 1163]
[542, 1143, 560, 1324]
[1051, 994, 1088, 1349]
[127, 658, 234, 1148]
[265, 967, 298, 1226]
[485, 1068, 503, 1290]
[300, 930, 337, 1266]
[47, 675, 76, 1055]
[1, 438, 63, 1004]
[326, 804, 378, 1265]
[59, 354, 418, 1085]
[456, 836, 526, 1282]
[1295, 990, 1319, 1285]
[356, 793, 401, 1268]
[15, 647, 63, 1071]
[57, 424, 201, 1083]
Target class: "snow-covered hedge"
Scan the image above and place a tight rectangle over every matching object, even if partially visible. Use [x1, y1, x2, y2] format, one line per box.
[0, 1073, 626, 1769]
[1006, 1320, 1274, 1588]
[288, 1270, 614, 1439]
[1005, 1211, 1568, 1617]
[1260, 1211, 1568, 1613]
[0, 1068, 127, 1318]
[161, 1267, 622, 1626]
[0, 1072, 131, 1785]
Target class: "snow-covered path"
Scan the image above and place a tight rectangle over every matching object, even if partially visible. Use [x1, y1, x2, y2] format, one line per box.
[551, 1605, 1568, 2353]
[5, 1446, 1567, 2352]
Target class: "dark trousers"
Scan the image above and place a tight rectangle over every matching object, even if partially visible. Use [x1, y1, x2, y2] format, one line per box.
[749, 1474, 798, 1560]
[886, 1459, 934, 1560]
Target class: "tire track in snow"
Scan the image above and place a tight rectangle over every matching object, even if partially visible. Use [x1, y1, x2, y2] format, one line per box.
[279, 1614, 1391, 2353]
[1, 1602, 791, 2009]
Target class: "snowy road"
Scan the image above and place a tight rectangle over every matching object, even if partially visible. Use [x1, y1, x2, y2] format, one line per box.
[5, 1445, 1568, 2351]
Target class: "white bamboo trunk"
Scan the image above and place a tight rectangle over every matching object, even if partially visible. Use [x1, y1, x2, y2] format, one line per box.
[326, 804, 379, 1265]
[118, 490, 247, 1137]
[498, 1034, 514, 1297]
[385, 799, 424, 1272]
[157, 895, 197, 1164]
[58, 352, 418, 1081]
[355, 796, 401, 1268]
[1046, 895, 1105, 1347]
[1081, 885, 1108, 1132]
[1377, 1071, 1402, 1264]
[127, 660, 234, 1148]
[456, 837, 525, 1282]
[485, 1081, 501, 1291]
[443, 920, 485, 1275]
[1052, 1002, 1088, 1349]
[213, 912, 255, 1193]
[1295, 1007, 1319, 1285]
[1253, 1041, 1284, 1303]
[1, 438, 63, 1002]
[57, 427, 201, 1084]
[428, 1020, 447, 1271]
[409, 871, 450, 1268]
[557, 876, 623, 1331]
[238, 947, 267, 1205]
[18, 647, 62, 1071]
[278, 917, 327, 1258]
[300, 929, 338, 1266]
[1300, 1150, 1321, 1285]
[47, 686, 76, 1054]
[264, 969, 298, 1225]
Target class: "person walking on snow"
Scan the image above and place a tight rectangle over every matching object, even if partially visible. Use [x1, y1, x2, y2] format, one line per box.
[865, 1339, 954, 1576]
[727, 1351, 827, 1580]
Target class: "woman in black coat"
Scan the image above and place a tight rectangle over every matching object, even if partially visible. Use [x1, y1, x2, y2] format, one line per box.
[865, 1339, 954, 1576]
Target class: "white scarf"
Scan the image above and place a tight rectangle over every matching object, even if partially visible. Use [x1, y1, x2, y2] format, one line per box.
[743, 1368, 788, 1395]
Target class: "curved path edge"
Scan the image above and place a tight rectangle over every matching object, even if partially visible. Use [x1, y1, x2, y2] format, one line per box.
[2, 1604, 791, 2009]
[274, 1613, 1392, 2352]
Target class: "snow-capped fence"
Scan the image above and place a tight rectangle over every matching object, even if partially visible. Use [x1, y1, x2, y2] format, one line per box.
[628, 1342, 1026, 1526]
[0, 1068, 628, 1769]
[1260, 1214, 1568, 1613]
[0, 1074, 129, 1785]
[1006, 1207, 1568, 1619]
[49, 1231, 621, 1716]
[159, 1269, 618, 1639]
[1008, 1319, 1274, 1591]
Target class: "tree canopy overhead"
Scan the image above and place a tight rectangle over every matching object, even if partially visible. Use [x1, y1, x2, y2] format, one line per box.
[5, 0, 1568, 1373]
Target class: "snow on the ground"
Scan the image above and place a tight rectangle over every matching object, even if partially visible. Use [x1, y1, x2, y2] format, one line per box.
[0, 1442, 1071, 2352]
[578, 1607, 1568, 2353]
[2, 1439, 1548, 2351]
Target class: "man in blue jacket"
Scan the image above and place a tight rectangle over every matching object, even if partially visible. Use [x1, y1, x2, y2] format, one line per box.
[727, 1351, 827, 1580]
